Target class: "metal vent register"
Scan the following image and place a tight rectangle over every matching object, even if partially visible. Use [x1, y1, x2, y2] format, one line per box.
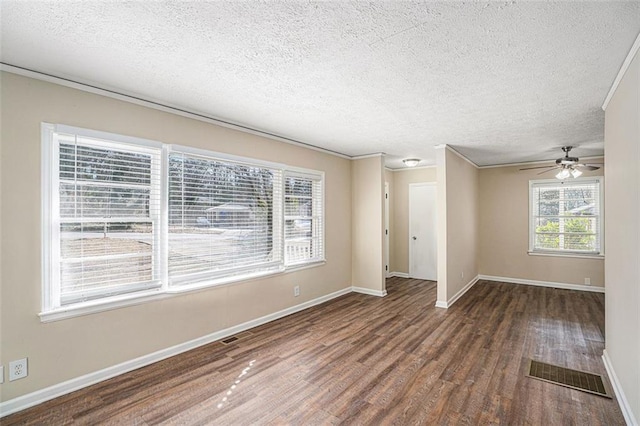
[526, 359, 611, 398]
[220, 331, 253, 345]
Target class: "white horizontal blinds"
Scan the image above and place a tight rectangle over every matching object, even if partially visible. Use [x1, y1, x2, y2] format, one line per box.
[532, 180, 601, 253]
[168, 151, 282, 285]
[284, 173, 323, 265]
[56, 133, 162, 305]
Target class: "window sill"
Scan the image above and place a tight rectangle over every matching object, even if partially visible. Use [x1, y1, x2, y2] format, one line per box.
[168, 260, 326, 293]
[284, 259, 326, 272]
[39, 260, 327, 322]
[528, 251, 604, 260]
[168, 266, 285, 293]
[39, 289, 169, 323]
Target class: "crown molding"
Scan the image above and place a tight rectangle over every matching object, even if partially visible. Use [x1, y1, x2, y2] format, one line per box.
[434, 144, 478, 168]
[0, 63, 612, 168]
[0, 63, 353, 160]
[478, 155, 605, 169]
[602, 31, 640, 111]
[351, 152, 386, 160]
[385, 165, 437, 172]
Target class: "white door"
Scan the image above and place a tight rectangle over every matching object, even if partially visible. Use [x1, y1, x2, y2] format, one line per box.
[409, 183, 437, 280]
[385, 182, 390, 277]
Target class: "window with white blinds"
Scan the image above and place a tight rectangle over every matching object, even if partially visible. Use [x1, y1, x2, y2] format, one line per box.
[53, 132, 162, 306]
[42, 124, 325, 316]
[529, 178, 603, 255]
[167, 151, 283, 286]
[284, 173, 324, 265]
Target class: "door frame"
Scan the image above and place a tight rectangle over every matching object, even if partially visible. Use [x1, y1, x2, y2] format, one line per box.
[409, 182, 437, 279]
[385, 182, 390, 278]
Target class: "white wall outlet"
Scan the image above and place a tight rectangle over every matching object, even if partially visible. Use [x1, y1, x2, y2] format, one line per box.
[460, 271, 464, 279]
[9, 358, 28, 381]
[0, 365, 4, 384]
[584, 277, 591, 285]
[294, 285, 300, 297]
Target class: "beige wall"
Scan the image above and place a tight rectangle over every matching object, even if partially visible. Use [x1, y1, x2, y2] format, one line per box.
[436, 149, 448, 303]
[387, 167, 437, 274]
[352, 156, 385, 292]
[478, 161, 605, 287]
[0, 72, 3, 405]
[604, 49, 640, 421]
[0, 72, 353, 401]
[1, 64, 630, 410]
[440, 148, 479, 302]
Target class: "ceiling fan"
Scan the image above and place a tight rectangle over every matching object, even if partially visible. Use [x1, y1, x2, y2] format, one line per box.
[520, 146, 602, 179]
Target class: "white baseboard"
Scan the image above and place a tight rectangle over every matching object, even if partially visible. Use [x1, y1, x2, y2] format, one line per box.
[352, 286, 387, 297]
[448, 275, 479, 306]
[389, 271, 409, 278]
[0, 286, 352, 418]
[434, 275, 479, 309]
[478, 275, 605, 293]
[602, 349, 638, 426]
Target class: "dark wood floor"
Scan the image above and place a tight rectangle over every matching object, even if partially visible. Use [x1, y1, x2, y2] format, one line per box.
[2, 278, 624, 425]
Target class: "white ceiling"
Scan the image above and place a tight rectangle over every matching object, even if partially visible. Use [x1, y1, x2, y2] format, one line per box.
[1, 1, 639, 168]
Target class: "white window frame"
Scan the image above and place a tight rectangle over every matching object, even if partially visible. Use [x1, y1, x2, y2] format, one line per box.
[41, 123, 326, 321]
[528, 177, 604, 259]
[283, 170, 325, 267]
[165, 145, 285, 290]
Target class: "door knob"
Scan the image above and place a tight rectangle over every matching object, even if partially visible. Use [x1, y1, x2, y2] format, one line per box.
[412, 236, 417, 240]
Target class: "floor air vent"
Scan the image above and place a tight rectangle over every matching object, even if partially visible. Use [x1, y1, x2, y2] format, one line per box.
[526, 359, 612, 398]
[220, 331, 253, 345]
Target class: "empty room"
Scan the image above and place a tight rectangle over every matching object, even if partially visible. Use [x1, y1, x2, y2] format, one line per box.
[1, 1, 639, 424]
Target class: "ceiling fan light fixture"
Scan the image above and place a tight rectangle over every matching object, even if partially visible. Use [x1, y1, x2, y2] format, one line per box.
[520, 147, 600, 178]
[403, 158, 421, 167]
[556, 168, 571, 180]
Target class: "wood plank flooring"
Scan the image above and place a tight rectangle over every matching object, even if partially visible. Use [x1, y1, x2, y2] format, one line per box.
[2, 278, 625, 425]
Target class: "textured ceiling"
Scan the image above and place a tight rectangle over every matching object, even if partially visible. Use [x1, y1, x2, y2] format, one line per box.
[1, 1, 639, 168]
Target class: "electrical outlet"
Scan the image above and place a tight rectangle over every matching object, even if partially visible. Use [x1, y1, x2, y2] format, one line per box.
[9, 358, 28, 381]
[584, 277, 591, 286]
[0, 366, 4, 384]
[460, 271, 464, 279]
[294, 285, 300, 297]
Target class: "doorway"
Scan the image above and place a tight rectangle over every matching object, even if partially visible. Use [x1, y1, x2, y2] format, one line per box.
[409, 183, 437, 280]
[385, 182, 390, 277]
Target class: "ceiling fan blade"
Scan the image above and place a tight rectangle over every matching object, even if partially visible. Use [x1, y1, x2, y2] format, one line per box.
[576, 165, 600, 171]
[537, 168, 557, 175]
[519, 165, 556, 171]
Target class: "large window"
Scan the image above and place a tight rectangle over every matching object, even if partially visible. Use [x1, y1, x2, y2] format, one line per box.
[42, 124, 324, 318]
[529, 178, 603, 256]
[167, 151, 283, 286]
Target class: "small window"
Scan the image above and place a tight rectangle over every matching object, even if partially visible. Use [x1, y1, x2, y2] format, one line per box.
[529, 177, 603, 256]
[284, 173, 324, 265]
